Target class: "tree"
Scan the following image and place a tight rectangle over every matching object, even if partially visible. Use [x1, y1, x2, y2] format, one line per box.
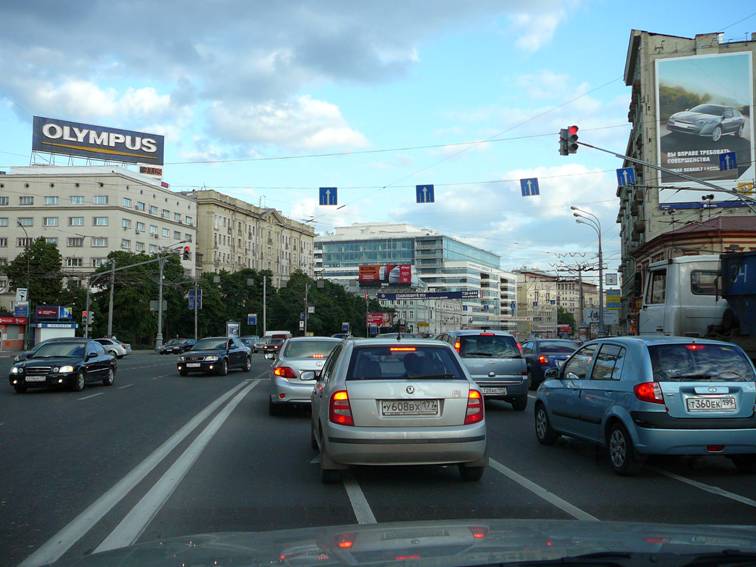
[557, 306, 576, 331]
[6, 238, 63, 305]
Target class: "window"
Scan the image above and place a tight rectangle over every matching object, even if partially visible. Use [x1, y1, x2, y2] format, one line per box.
[135, 201, 146, 211]
[149, 224, 158, 235]
[136, 221, 146, 232]
[562, 344, 598, 379]
[44, 196, 59, 205]
[122, 197, 132, 208]
[186, 215, 193, 226]
[121, 218, 132, 229]
[94, 195, 109, 205]
[44, 237, 58, 245]
[521, 342, 534, 355]
[69, 216, 84, 226]
[43, 217, 58, 227]
[162, 209, 170, 218]
[161, 227, 170, 238]
[591, 344, 626, 380]
[347, 345, 466, 381]
[174, 212, 181, 222]
[649, 344, 755, 382]
[0, 196, 8, 206]
[647, 270, 666, 304]
[0, 218, 7, 227]
[149, 244, 158, 254]
[458, 334, 519, 358]
[185, 233, 192, 242]
[70, 195, 85, 205]
[17, 237, 33, 247]
[18, 217, 33, 227]
[93, 216, 109, 226]
[691, 270, 719, 295]
[149, 205, 159, 215]
[0, 238, 7, 248]
[174, 230, 181, 240]
[92, 237, 108, 247]
[92, 258, 107, 267]
[66, 257, 83, 267]
[121, 239, 131, 250]
[67, 237, 84, 247]
[19, 196, 34, 205]
[135, 242, 145, 252]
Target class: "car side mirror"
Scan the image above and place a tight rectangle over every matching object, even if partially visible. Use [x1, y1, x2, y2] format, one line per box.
[544, 367, 559, 380]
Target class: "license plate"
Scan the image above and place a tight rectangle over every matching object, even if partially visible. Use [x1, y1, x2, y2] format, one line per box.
[26, 376, 47, 382]
[481, 387, 507, 395]
[686, 396, 737, 412]
[380, 399, 439, 416]
[187, 363, 201, 368]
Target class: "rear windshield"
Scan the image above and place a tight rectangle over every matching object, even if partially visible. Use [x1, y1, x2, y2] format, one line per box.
[347, 346, 466, 381]
[459, 334, 519, 358]
[649, 344, 755, 382]
[539, 341, 578, 353]
[284, 340, 338, 359]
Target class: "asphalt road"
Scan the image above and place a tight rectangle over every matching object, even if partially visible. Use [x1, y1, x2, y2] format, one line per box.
[1, 352, 755, 566]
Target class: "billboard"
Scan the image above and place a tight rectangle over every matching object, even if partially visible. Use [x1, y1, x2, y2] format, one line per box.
[32, 116, 165, 165]
[378, 290, 479, 301]
[367, 312, 392, 326]
[655, 52, 754, 207]
[35, 305, 71, 319]
[358, 264, 412, 287]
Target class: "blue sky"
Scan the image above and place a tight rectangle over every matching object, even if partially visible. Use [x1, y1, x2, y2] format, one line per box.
[1, 0, 756, 277]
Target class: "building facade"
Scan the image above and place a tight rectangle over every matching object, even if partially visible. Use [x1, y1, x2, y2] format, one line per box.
[556, 278, 598, 326]
[186, 190, 315, 285]
[515, 270, 558, 338]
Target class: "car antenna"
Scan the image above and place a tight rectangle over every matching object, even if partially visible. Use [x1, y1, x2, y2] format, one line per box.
[396, 328, 401, 341]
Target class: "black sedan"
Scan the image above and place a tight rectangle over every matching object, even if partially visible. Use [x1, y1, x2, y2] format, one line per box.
[521, 339, 579, 390]
[177, 336, 252, 376]
[9, 339, 116, 393]
[160, 338, 196, 354]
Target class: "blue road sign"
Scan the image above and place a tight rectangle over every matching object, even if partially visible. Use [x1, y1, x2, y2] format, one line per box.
[319, 187, 338, 206]
[188, 288, 203, 310]
[247, 313, 257, 326]
[520, 178, 539, 197]
[719, 151, 737, 171]
[416, 184, 435, 203]
[616, 167, 636, 187]
[341, 321, 350, 332]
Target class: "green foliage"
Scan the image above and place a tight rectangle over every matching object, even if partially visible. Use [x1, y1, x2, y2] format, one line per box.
[557, 306, 576, 331]
[658, 85, 711, 121]
[6, 238, 63, 305]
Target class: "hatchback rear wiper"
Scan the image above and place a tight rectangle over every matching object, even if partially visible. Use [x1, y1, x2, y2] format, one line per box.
[463, 351, 492, 357]
[405, 373, 458, 380]
[666, 374, 714, 381]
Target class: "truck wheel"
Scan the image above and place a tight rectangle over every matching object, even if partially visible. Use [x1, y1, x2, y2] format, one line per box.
[722, 308, 739, 334]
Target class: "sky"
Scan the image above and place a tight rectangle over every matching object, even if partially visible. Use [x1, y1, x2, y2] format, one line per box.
[1, 0, 756, 280]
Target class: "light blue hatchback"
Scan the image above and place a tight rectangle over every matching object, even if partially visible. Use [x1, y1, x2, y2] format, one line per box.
[534, 336, 756, 475]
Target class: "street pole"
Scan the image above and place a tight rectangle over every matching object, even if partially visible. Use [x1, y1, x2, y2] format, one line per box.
[577, 267, 584, 328]
[17, 221, 31, 349]
[107, 260, 116, 337]
[84, 281, 91, 339]
[194, 278, 199, 341]
[598, 229, 605, 336]
[303, 281, 309, 335]
[262, 275, 267, 335]
[155, 256, 165, 350]
[365, 292, 369, 337]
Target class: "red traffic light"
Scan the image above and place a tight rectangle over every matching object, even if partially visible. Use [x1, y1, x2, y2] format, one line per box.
[567, 125, 579, 154]
[568, 125, 579, 136]
[182, 245, 190, 261]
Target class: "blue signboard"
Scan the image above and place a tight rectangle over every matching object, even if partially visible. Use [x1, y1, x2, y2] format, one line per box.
[188, 288, 203, 310]
[719, 151, 737, 171]
[341, 321, 350, 332]
[616, 167, 636, 187]
[319, 187, 338, 206]
[416, 184, 435, 203]
[247, 313, 257, 326]
[520, 178, 539, 196]
[58, 306, 73, 320]
[377, 290, 480, 301]
[14, 303, 29, 317]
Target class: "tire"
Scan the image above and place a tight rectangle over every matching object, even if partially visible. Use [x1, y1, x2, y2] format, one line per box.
[179, 369, 188, 377]
[242, 356, 252, 372]
[102, 367, 115, 386]
[510, 395, 528, 412]
[269, 399, 282, 416]
[736, 124, 744, 138]
[217, 359, 228, 376]
[534, 404, 559, 445]
[72, 370, 86, 392]
[607, 423, 643, 476]
[731, 455, 756, 473]
[14, 385, 27, 394]
[712, 126, 722, 142]
[459, 465, 485, 482]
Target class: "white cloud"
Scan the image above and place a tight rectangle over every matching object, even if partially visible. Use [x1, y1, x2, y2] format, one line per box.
[510, 10, 565, 52]
[515, 70, 570, 99]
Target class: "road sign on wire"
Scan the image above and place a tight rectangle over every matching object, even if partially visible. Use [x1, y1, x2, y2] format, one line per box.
[319, 187, 338, 206]
[416, 184, 434, 203]
[616, 167, 636, 187]
[520, 178, 539, 196]
[247, 313, 257, 326]
[719, 151, 737, 171]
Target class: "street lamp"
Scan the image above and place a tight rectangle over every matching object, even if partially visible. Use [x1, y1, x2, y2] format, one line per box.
[571, 206, 604, 335]
[16, 221, 31, 349]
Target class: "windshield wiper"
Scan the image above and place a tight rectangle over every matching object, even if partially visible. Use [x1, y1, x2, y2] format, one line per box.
[463, 351, 493, 357]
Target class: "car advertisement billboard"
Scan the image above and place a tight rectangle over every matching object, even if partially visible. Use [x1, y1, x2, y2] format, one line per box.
[358, 264, 412, 286]
[32, 116, 165, 165]
[655, 52, 754, 207]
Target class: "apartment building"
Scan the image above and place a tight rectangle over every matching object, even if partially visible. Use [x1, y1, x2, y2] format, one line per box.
[555, 279, 598, 326]
[514, 270, 558, 338]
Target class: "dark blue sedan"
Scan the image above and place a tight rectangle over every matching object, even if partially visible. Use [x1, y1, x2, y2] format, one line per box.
[521, 339, 579, 390]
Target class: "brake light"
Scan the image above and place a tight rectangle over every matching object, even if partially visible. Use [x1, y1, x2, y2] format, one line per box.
[329, 390, 354, 426]
[395, 555, 421, 561]
[454, 340, 461, 353]
[273, 366, 298, 379]
[464, 389, 484, 424]
[538, 354, 549, 365]
[335, 533, 355, 549]
[516, 342, 523, 354]
[390, 346, 416, 352]
[686, 344, 705, 351]
[469, 526, 488, 540]
[634, 382, 664, 404]
[480, 332, 495, 336]
[311, 353, 325, 359]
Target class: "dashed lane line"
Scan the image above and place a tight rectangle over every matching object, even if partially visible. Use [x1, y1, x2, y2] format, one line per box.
[117, 384, 134, 390]
[650, 466, 756, 509]
[343, 474, 378, 525]
[78, 393, 104, 401]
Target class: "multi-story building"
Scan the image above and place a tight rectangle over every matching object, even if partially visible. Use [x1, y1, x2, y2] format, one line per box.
[315, 223, 517, 333]
[619, 30, 756, 333]
[514, 270, 558, 338]
[556, 279, 598, 326]
[185, 189, 315, 285]
[0, 166, 197, 281]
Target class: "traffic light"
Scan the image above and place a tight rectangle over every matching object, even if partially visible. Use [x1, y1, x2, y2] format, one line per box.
[567, 125, 579, 154]
[182, 245, 190, 261]
[559, 128, 568, 156]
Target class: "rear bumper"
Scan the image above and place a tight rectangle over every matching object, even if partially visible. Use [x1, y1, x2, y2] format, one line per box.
[325, 421, 487, 465]
[270, 376, 315, 404]
[472, 379, 528, 399]
[634, 425, 756, 455]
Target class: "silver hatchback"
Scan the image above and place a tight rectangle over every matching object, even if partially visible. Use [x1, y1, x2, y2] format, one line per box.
[310, 338, 488, 483]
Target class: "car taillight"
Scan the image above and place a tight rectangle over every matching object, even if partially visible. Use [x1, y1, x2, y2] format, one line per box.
[329, 390, 354, 426]
[335, 533, 355, 549]
[464, 389, 484, 424]
[273, 366, 298, 379]
[469, 526, 488, 540]
[634, 381, 664, 404]
[454, 340, 461, 353]
[538, 354, 549, 365]
[516, 342, 523, 354]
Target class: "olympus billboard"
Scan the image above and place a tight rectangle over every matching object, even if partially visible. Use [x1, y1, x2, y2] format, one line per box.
[32, 116, 164, 165]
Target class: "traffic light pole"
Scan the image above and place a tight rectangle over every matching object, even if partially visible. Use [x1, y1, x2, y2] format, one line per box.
[303, 282, 309, 335]
[193, 278, 199, 341]
[107, 260, 116, 337]
[262, 275, 267, 336]
[155, 256, 165, 351]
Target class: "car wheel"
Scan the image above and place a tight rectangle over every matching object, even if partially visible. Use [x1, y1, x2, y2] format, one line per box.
[14, 385, 27, 394]
[736, 124, 745, 138]
[217, 359, 229, 376]
[510, 396, 528, 412]
[459, 465, 485, 482]
[608, 423, 643, 476]
[102, 367, 115, 386]
[179, 369, 188, 377]
[712, 125, 722, 142]
[72, 370, 86, 392]
[534, 404, 558, 445]
[731, 455, 756, 473]
[243, 356, 252, 372]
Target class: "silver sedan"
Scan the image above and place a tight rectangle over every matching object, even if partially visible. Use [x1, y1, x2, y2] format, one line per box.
[311, 338, 488, 483]
[269, 337, 342, 415]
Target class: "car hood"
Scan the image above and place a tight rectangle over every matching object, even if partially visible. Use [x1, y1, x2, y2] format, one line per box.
[53, 519, 756, 566]
[19, 357, 81, 368]
[183, 349, 225, 357]
[670, 110, 718, 122]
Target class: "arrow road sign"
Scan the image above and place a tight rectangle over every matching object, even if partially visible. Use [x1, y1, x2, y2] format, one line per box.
[519, 178, 539, 197]
[416, 184, 435, 203]
[616, 167, 636, 187]
[719, 151, 737, 171]
[319, 187, 338, 206]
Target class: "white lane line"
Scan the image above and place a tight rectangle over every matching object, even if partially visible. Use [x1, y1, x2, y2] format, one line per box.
[78, 393, 104, 401]
[650, 466, 756, 509]
[310, 456, 320, 464]
[489, 458, 598, 521]
[19, 380, 250, 567]
[95, 380, 260, 552]
[343, 474, 377, 525]
[117, 384, 134, 390]
[527, 393, 536, 400]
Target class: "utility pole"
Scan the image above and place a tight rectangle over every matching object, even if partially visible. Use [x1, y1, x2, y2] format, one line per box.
[107, 260, 116, 337]
[155, 256, 165, 350]
[193, 278, 199, 341]
[17, 221, 31, 349]
[262, 275, 267, 335]
[303, 281, 309, 335]
[577, 266, 585, 328]
[365, 291, 369, 337]
[598, 230, 605, 335]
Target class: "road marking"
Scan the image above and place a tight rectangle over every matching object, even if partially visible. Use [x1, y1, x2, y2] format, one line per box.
[343, 474, 377, 525]
[489, 458, 598, 521]
[117, 384, 134, 390]
[527, 394, 536, 400]
[650, 467, 756, 509]
[19, 380, 250, 567]
[310, 456, 320, 464]
[95, 380, 260, 552]
[78, 393, 104, 401]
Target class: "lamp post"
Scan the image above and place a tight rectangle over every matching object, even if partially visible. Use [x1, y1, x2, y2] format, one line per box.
[571, 207, 604, 336]
[17, 221, 31, 349]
